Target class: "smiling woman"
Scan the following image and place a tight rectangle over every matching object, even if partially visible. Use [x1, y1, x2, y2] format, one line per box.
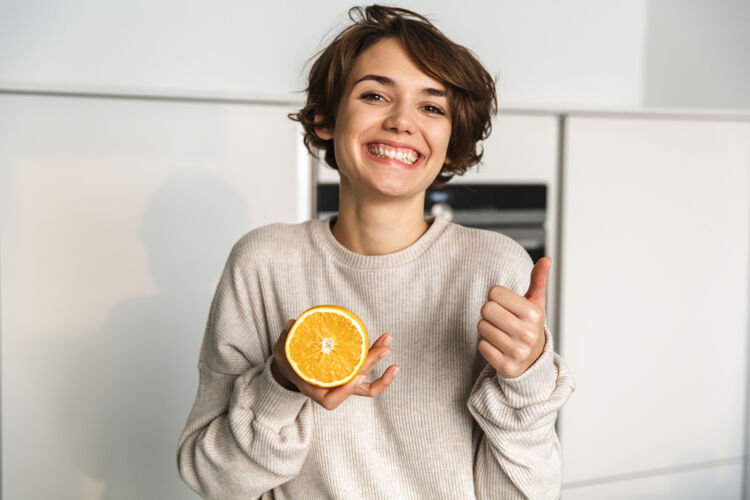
[308, 36, 457, 255]
[287, 4, 497, 257]
[176, 5, 575, 500]
[291, 5, 497, 189]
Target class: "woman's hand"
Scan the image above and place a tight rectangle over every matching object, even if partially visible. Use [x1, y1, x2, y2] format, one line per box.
[271, 319, 398, 410]
[477, 257, 551, 378]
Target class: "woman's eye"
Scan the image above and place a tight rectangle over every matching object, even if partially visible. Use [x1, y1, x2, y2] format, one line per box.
[361, 92, 385, 102]
[423, 105, 445, 115]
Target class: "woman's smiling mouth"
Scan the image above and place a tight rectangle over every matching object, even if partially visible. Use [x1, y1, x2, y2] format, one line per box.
[362, 143, 424, 169]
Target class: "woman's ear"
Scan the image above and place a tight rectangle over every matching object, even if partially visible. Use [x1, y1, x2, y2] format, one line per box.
[313, 113, 333, 141]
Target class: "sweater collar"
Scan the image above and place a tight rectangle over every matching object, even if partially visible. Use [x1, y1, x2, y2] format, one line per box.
[311, 214, 450, 269]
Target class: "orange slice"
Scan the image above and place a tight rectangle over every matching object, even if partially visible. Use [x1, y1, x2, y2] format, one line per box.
[285, 305, 369, 388]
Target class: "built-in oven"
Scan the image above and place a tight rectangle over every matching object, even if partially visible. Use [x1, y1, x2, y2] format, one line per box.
[315, 183, 547, 262]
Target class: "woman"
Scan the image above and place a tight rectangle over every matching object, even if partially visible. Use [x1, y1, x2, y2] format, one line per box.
[177, 5, 575, 499]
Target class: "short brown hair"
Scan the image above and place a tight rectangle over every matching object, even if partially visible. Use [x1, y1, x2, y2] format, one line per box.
[288, 4, 498, 188]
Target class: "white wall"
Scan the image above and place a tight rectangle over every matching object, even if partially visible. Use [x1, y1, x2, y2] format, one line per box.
[0, 0, 648, 108]
[4, 1, 749, 110]
[643, 0, 750, 110]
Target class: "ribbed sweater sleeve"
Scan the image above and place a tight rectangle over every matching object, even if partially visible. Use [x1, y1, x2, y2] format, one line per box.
[468, 250, 576, 500]
[176, 240, 313, 500]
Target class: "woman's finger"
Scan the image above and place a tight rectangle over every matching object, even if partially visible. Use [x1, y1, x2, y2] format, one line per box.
[372, 333, 392, 348]
[357, 343, 391, 377]
[318, 373, 365, 409]
[354, 364, 399, 397]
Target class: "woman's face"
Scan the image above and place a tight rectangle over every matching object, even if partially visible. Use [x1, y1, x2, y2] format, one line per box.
[316, 37, 452, 202]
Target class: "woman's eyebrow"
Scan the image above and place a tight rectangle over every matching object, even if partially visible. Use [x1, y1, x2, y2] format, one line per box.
[352, 74, 447, 98]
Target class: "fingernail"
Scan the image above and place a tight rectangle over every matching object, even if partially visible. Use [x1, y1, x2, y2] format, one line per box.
[393, 367, 400, 376]
[384, 335, 393, 346]
[379, 350, 391, 359]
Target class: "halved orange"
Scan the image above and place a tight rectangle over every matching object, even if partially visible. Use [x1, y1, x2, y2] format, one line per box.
[285, 305, 369, 388]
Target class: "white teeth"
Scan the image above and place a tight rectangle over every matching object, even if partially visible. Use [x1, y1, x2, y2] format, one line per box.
[368, 144, 418, 165]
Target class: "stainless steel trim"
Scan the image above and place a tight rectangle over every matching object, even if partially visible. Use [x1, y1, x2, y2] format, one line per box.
[447, 209, 546, 226]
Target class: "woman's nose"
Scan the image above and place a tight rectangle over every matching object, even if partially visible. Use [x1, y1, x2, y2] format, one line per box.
[383, 102, 415, 134]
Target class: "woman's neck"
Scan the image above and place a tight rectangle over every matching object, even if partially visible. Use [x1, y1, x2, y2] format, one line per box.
[330, 204, 431, 256]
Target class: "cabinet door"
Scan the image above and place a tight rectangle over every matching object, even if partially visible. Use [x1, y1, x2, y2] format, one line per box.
[559, 116, 750, 496]
[469, 112, 558, 184]
[0, 95, 302, 500]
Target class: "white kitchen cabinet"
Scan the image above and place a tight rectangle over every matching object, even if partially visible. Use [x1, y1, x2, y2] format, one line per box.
[467, 111, 559, 184]
[0, 95, 303, 500]
[558, 115, 750, 498]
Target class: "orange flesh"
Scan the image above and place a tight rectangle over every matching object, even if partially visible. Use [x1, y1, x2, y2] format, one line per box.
[287, 311, 366, 385]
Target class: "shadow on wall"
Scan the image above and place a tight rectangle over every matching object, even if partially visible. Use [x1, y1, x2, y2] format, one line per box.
[26, 167, 251, 500]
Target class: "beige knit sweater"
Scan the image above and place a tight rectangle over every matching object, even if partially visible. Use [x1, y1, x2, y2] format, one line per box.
[176, 214, 575, 499]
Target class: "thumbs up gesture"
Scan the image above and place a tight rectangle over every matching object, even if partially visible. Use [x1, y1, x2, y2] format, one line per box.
[477, 257, 551, 378]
